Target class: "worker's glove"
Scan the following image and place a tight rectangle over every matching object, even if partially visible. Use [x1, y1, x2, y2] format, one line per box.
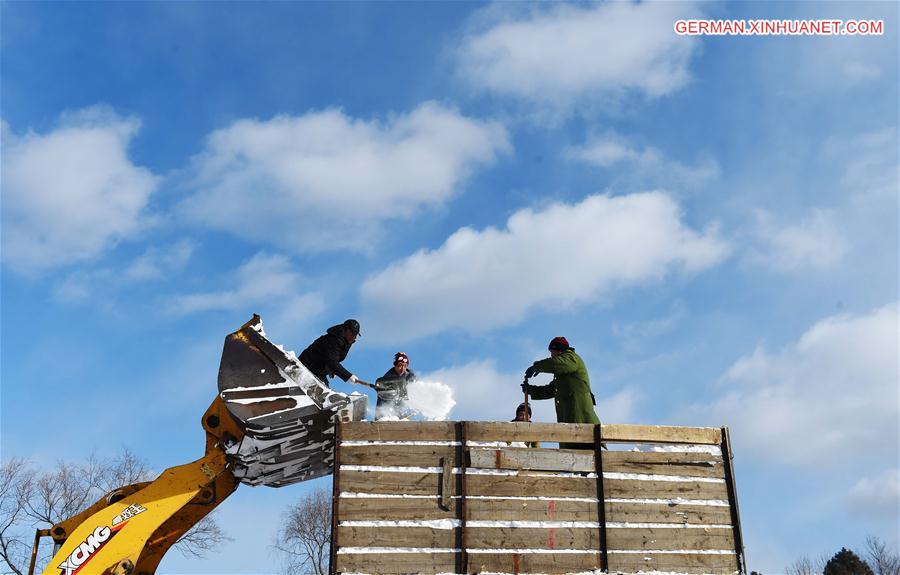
[349, 375, 371, 387]
[520, 383, 530, 395]
[525, 365, 538, 379]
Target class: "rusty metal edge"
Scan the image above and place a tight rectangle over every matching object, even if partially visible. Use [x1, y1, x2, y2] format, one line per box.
[721, 426, 747, 574]
[28, 529, 50, 575]
[329, 422, 342, 575]
[593, 424, 608, 572]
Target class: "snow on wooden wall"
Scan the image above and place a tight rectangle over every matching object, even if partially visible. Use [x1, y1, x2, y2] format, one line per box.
[330, 422, 745, 575]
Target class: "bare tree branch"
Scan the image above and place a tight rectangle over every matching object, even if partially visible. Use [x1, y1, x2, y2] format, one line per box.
[274, 487, 331, 575]
[174, 515, 233, 558]
[787, 553, 828, 575]
[866, 536, 900, 575]
[0, 459, 34, 575]
[0, 448, 229, 575]
[98, 448, 153, 493]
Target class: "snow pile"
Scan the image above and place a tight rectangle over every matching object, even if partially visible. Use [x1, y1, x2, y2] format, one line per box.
[650, 444, 722, 455]
[407, 379, 455, 420]
[341, 519, 460, 529]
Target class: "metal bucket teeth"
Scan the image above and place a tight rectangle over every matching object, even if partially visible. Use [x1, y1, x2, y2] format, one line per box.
[217, 314, 367, 487]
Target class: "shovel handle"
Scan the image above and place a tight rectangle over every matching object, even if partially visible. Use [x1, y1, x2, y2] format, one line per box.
[522, 376, 530, 418]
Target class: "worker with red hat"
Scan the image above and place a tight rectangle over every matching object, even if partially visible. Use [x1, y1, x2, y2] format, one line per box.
[374, 352, 416, 420]
[522, 336, 600, 448]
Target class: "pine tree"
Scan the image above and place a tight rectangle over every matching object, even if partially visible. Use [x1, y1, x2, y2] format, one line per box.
[824, 548, 875, 575]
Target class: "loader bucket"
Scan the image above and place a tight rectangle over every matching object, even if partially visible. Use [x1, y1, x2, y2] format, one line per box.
[217, 315, 367, 487]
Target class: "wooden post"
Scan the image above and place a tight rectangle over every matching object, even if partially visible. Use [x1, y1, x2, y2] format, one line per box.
[455, 421, 469, 574]
[721, 426, 747, 574]
[440, 457, 452, 510]
[593, 424, 608, 571]
[328, 422, 342, 575]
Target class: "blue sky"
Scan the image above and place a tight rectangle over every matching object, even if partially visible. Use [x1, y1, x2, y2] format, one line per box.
[1, 2, 897, 573]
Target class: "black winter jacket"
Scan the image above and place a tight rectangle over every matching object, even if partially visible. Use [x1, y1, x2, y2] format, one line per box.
[299, 325, 354, 385]
[375, 368, 415, 404]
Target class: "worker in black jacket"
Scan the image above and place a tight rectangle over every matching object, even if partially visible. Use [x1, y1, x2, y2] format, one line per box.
[299, 319, 371, 388]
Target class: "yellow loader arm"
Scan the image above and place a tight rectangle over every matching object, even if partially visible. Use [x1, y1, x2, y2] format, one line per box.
[31, 315, 368, 575]
[33, 399, 242, 575]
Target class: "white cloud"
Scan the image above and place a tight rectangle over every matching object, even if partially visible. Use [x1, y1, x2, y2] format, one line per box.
[1, 107, 158, 275]
[842, 61, 882, 83]
[361, 192, 728, 342]
[566, 133, 719, 190]
[699, 302, 899, 467]
[179, 102, 509, 252]
[456, 2, 701, 108]
[597, 387, 640, 424]
[612, 302, 687, 354]
[612, 302, 687, 341]
[830, 127, 899, 202]
[166, 252, 324, 318]
[747, 209, 849, 272]
[758, 3, 895, 94]
[54, 240, 196, 303]
[847, 469, 900, 520]
[123, 239, 195, 282]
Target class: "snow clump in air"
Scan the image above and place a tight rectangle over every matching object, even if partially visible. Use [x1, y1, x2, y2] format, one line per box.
[407, 380, 456, 420]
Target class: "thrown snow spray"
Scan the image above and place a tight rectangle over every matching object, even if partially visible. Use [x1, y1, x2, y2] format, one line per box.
[406, 380, 455, 420]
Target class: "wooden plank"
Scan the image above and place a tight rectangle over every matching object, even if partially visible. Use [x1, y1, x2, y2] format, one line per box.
[467, 527, 599, 550]
[338, 526, 604, 551]
[609, 552, 739, 574]
[468, 552, 602, 574]
[605, 478, 728, 500]
[336, 528, 733, 552]
[337, 523, 731, 550]
[470, 447, 595, 472]
[337, 497, 732, 525]
[337, 526, 455, 548]
[339, 496, 456, 520]
[466, 474, 596, 498]
[465, 423, 722, 445]
[341, 444, 455, 467]
[335, 552, 456, 574]
[603, 451, 725, 479]
[467, 422, 595, 443]
[602, 424, 722, 445]
[340, 471, 440, 496]
[341, 421, 455, 441]
[468, 498, 597, 522]
[607, 527, 735, 551]
[606, 501, 733, 526]
[465, 474, 726, 500]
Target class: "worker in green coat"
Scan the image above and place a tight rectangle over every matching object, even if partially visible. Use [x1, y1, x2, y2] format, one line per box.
[522, 336, 600, 449]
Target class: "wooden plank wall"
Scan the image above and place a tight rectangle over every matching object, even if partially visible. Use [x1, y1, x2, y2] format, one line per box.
[332, 422, 744, 575]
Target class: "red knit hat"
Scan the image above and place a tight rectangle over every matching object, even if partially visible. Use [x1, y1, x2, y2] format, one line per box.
[548, 336, 570, 351]
[394, 352, 409, 365]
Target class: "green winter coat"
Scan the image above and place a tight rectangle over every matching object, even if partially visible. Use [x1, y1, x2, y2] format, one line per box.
[527, 349, 600, 427]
